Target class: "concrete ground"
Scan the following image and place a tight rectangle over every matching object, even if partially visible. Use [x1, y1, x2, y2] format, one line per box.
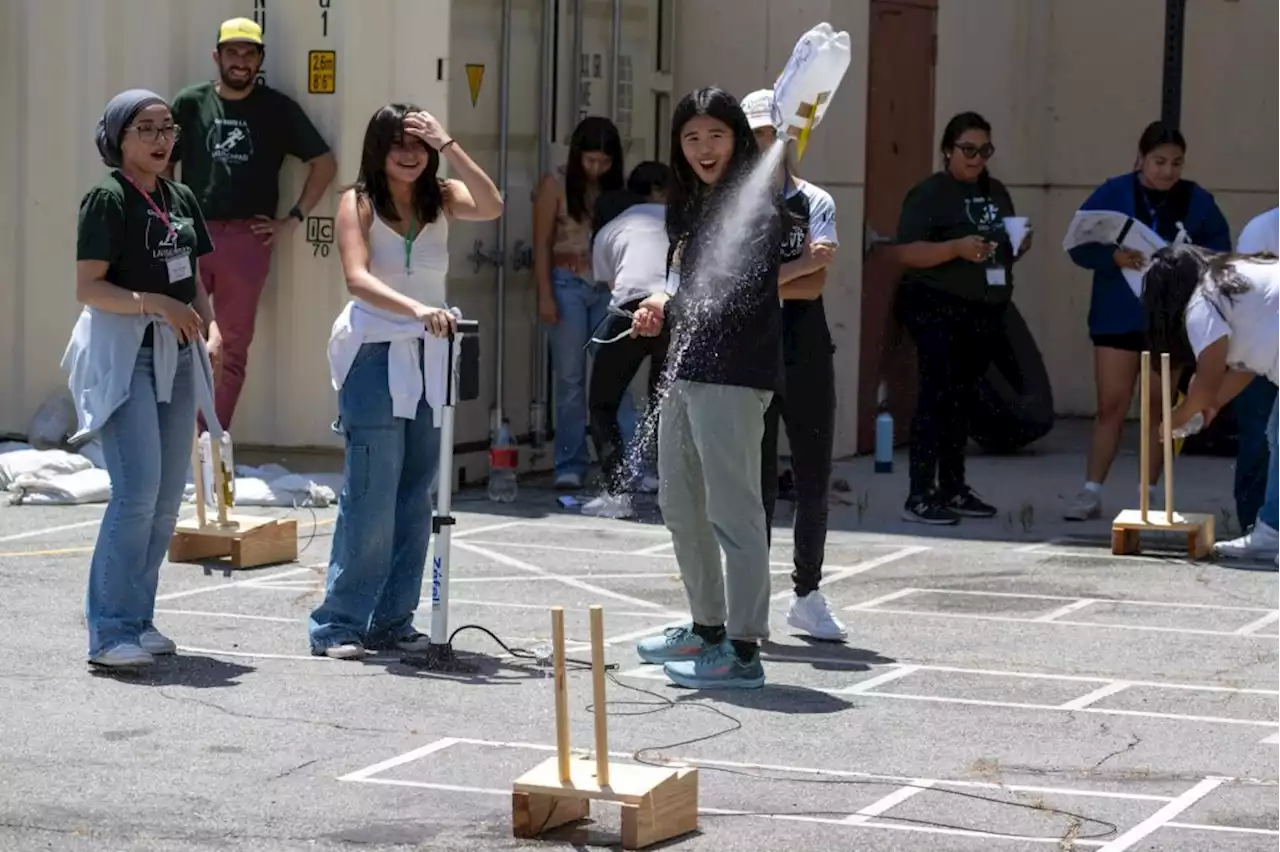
[1, 421, 1276, 851]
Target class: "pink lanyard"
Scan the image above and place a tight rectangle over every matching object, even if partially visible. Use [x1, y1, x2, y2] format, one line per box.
[120, 172, 176, 240]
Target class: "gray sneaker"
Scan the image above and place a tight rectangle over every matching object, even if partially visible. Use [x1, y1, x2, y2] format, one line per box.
[1063, 489, 1102, 521]
[139, 628, 177, 656]
[89, 643, 154, 668]
[636, 625, 711, 665]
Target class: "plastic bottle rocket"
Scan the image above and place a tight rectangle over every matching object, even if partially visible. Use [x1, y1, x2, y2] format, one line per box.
[771, 22, 853, 161]
[487, 419, 519, 503]
[199, 430, 236, 508]
[874, 382, 894, 474]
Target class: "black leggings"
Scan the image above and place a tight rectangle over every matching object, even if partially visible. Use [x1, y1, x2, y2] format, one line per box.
[588, 298, 670, 493]
[896, 282, 1005, 499]
[761, 344, 836, 597]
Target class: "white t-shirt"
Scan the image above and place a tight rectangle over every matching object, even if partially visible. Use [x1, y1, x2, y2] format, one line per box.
[592, 203, 670, 308]
[1184, 259, 1279, 384]
[1236, 207, 1279, 255]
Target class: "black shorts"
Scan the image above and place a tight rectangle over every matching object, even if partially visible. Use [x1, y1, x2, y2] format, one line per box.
[1090, 331, 1148, 352]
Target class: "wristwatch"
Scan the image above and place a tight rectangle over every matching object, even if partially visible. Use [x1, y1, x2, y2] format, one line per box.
[288, 205, 304, 223]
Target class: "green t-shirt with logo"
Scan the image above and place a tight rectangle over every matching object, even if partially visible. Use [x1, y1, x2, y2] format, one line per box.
[76, 172, 215, 305]
[170, 82, 330, 221]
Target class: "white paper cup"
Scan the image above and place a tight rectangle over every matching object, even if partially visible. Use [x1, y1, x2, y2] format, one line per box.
[1003, 217, 1030, 253]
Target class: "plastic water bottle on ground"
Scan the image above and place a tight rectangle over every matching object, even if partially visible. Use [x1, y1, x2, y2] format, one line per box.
[487, 419, 519, 503]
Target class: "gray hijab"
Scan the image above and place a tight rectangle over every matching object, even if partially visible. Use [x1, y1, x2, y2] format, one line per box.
[95, 88, 168, 168]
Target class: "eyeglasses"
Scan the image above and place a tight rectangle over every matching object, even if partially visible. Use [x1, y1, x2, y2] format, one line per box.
[955, 143, 995, 160]
[127, 124, 181, 143]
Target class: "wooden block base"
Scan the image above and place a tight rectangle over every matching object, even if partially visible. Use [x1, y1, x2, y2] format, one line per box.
[512, 755, 699, 849]
[169, 514, 299, 569]
[1111, 509, 1215, 559]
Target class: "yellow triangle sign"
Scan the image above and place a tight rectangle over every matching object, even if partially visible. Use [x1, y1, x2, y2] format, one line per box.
[465, 64, 485, 107]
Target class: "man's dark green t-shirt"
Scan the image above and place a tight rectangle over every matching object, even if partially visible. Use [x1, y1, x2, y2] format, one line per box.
[170, 82, 330, 221]
[895, 170, 1018, 305]
[76, 172, 215, 305]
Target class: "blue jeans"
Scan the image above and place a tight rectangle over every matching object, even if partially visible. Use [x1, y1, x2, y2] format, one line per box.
[310, 343, 441, 651]
[1232, 376, 1278, 529]
[87, 345, 195, 657]
[549, 268, 637, 478]
[1260, 395, 1278, 531]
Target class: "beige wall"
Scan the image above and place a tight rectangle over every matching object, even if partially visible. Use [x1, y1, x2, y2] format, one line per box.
[673, 0, 871, 458]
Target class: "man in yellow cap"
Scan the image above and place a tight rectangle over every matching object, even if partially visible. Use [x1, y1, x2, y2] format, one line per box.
[167, 17, 337, 429]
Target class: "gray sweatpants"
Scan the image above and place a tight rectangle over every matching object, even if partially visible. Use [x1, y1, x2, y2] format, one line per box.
[657, 380, 773, 641]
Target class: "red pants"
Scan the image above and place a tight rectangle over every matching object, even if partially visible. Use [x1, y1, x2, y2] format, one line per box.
[202, 220, 274, 430]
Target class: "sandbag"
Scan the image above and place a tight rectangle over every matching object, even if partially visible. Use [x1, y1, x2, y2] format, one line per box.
[970, 302, 1055, 453]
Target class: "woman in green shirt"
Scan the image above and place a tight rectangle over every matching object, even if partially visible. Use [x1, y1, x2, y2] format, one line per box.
[71, 89, 219, 668]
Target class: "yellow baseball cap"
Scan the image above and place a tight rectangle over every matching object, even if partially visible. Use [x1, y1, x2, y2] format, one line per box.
[218, 17, 263, 46]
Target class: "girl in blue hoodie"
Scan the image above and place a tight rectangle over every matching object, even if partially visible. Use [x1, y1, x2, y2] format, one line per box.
[1063, 122, 1230, 521]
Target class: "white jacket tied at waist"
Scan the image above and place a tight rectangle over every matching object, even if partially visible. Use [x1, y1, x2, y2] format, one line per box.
[61, 308, 222, 443]
[327, 300, 461, 426]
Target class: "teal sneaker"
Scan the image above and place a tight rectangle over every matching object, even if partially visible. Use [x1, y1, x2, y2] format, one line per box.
[636, 625, 710, 665]
[662, 641, 765, 690]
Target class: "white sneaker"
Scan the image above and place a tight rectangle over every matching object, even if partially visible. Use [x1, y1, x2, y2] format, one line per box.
[323, 642, 368, 660]
[139, 628, 177, 656]
[554, 472, 583, 490]
[581, 492, 635, 519]
[786, 591, 848, 641]
[1214, 520, 1279, 561]
[89, 643, 154, 668]
[1063, 489, 1102, 521]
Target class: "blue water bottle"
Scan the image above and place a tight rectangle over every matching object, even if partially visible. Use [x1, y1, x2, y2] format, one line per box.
[874, 381, 894, 474]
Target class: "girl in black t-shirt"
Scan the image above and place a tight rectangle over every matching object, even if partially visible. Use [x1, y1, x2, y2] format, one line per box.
[893, 111, 1031, 525]
[629, 87, 785, 690]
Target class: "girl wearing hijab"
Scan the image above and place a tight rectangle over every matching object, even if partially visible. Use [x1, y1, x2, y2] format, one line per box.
[630, 87, 787, 690]
[66, 89, 221, 668]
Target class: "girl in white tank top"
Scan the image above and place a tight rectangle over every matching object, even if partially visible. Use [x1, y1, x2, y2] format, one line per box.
[311, 104, 503, 661]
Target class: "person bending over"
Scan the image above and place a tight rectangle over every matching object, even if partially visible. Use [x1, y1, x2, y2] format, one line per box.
[309, 105, 502, 659]
[582, 161, 674, 519]
[1143, 245, 1278, 564]
[740, 88, 846, 641]
[631, 87, 787, 690]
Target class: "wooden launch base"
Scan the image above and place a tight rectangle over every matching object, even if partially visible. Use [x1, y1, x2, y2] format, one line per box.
[169, 514, 298, 569]
[1110, 510, 1215, 559]
[512, 756, 699, 849]
[512, 606, 699, 849]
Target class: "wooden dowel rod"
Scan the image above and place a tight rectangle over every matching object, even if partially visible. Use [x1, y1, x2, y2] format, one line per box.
[191, 429, 207, 529]
[1161, 353, 1175, 522]
[1140, 351, 1150, 522]
[551, 607, 571, 783]
[589, 605, 610, 787]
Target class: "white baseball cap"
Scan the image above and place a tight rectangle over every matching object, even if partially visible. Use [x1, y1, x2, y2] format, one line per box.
[741, 88, 776, 130]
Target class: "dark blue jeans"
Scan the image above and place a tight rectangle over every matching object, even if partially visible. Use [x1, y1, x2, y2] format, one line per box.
[309, 343, 441, 652]
[1232, 376, 1277, 530]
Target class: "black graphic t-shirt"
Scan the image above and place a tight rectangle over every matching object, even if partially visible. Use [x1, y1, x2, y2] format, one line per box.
[76, 171, 215, 305]
[666, 199, 786, 394]
[895, 170, 1017, 304]
[780, 179, 838, 363]
[170, 82, 331, 221]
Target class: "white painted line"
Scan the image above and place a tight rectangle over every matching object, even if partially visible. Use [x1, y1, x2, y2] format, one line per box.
[1032, 598, 1098, 622]
[454, 541, 669, 612]
[1164, 821, 1280, 836]
[1233, 610, 1280, 636]
[843, 780, 934, 824]
[448, 598, 684, 619]
[902, 587, 1274, 614]
[0, 518, 102, 543]
[463, 538, 852, 571]
[860, 663, 1276, 696]
[1260, 732, 1280, 744]
[629, 540, 673, 555]
[848, 606, 1280, 639]
[158, 609, 297, 624]
[1095, 777, 1226, 851]
[155, 566, 313, 601]
[1013, 541, 1051, 552]
[771, 546, 926, 601]
[453, 520, 532, 539]
[1059, 681, 1133, 710]
[596, 618, 690, 648]
[841, 665, 920, 694]
[338, 737, 459, 782]
[174, 645, 331, 662]
[845, 588, 920, 610]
